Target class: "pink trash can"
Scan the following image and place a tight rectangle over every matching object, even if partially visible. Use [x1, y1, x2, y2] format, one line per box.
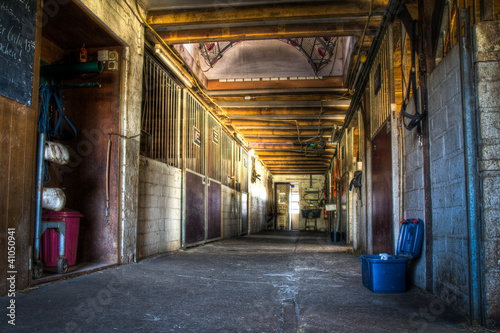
[41, 209, 83, 267]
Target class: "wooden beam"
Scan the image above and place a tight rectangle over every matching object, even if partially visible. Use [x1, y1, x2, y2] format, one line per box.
[230, 119, 340, 127]
[206, 88, 349, 96]
[218, 100, 350, 108]
[237, 125, 337, 130]
[265, 160, 330, 165]
[225, 108, 346, 116]
[148, 2, 388, 27]
[262, 157, 330, 162]
[241, 129, 333, 136]
[207, 77, 344, 90]
[246, 137, 335, 144]
[211, 95, 351, 102]
[155, 21, 380, 43]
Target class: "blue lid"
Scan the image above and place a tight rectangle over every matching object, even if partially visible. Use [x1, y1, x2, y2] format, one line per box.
[396, 219, 424, 259]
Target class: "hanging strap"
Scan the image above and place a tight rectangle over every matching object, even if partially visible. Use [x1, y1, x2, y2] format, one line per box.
[51, 89, 77, 140]
[401, 21, 424, 132]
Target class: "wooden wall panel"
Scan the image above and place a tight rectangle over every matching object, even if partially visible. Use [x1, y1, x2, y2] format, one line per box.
[0, 0, 42, 295]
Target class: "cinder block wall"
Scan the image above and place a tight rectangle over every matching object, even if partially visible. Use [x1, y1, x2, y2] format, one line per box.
[474, 21, 500, 328]
[223, 186, 239, 238]
[427, 45, 469, 315]
[402, 98, 426, 289]
[137, 157, 181, 259]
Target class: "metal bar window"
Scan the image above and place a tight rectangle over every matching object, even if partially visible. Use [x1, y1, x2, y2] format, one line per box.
[208, 113, 222, 181]
[184, 91, 205, 174]
[370, 29, 392, 138]
[141, 51, 181, 167]
[221, 131, 233, 187]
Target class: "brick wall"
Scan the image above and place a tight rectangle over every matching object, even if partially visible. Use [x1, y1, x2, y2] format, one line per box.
[137, 157, 181, 259]
[427, 45, 469, 314]
[473, 21, 500, 328]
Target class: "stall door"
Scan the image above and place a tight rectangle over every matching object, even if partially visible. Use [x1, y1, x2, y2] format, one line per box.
[185, 171, 205, 245]
[207, 115, 222, 241]
[184, 92, 206, 246]
[276, 183, 290, 230]
[371, 125, 393, 254]
[207, 181, 221, 241]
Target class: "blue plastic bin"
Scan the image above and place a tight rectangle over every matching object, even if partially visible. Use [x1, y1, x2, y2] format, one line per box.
[360, 255, 409, 293]
[359, 219, 424, 293]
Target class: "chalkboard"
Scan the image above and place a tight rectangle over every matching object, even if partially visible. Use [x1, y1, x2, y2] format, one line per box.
[0, 0, 37, 106]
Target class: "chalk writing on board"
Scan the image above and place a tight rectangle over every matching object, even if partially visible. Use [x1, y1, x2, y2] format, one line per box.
[0, 0, 37, 106]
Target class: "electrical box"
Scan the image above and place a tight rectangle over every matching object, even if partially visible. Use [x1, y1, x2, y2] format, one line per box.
[97, 50, 109, 62]
[108, 50, 119, 71]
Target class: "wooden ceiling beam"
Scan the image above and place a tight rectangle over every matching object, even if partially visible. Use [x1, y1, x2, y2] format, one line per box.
[211, 95, 351, 102]
[148, 2, 387, 27]
[205, 88, 349, 96]
[241, 129, 332, 136]
[230, 120, 341, 127]
[246, 137, 335, 144]
[207, 77, 344, 90]
[226, 108, 346, 116]
[155, 21, 381, 43]
[217, 100, 350, 108]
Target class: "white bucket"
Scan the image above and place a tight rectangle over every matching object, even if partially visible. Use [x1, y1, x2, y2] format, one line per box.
[42, 188, 66, 211]
[44, 141, 70, 165]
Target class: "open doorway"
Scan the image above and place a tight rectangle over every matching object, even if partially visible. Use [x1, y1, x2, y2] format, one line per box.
[34, 1, 123, 281]
[290, 183, 300, 230]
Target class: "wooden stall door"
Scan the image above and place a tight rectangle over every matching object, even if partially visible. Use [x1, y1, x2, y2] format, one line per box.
[185, 171, 205, 245]
[371, 126, 393, 254]
[207, 181, 221, 241]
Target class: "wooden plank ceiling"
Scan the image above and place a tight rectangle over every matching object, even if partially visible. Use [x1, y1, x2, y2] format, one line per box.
[144, 0, 388, 175]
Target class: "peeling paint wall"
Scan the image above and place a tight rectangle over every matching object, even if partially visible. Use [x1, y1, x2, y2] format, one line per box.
[428, 45, 469, 315]
[223, 186, 239, 238]
[273, 175, 326, 230]
[473, 21, 500, 328]
[77, 0, 144, 263]
[137, 157, 181, 259]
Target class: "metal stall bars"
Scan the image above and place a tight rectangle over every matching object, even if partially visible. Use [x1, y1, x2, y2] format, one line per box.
[221, 131, 238, 236]
[221, 131, 234, 188]
[183, 90, 207, 247]
[141, 51, 182, 168]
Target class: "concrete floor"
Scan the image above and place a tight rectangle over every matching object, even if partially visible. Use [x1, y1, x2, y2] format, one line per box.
[2, 231, 487, 332]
